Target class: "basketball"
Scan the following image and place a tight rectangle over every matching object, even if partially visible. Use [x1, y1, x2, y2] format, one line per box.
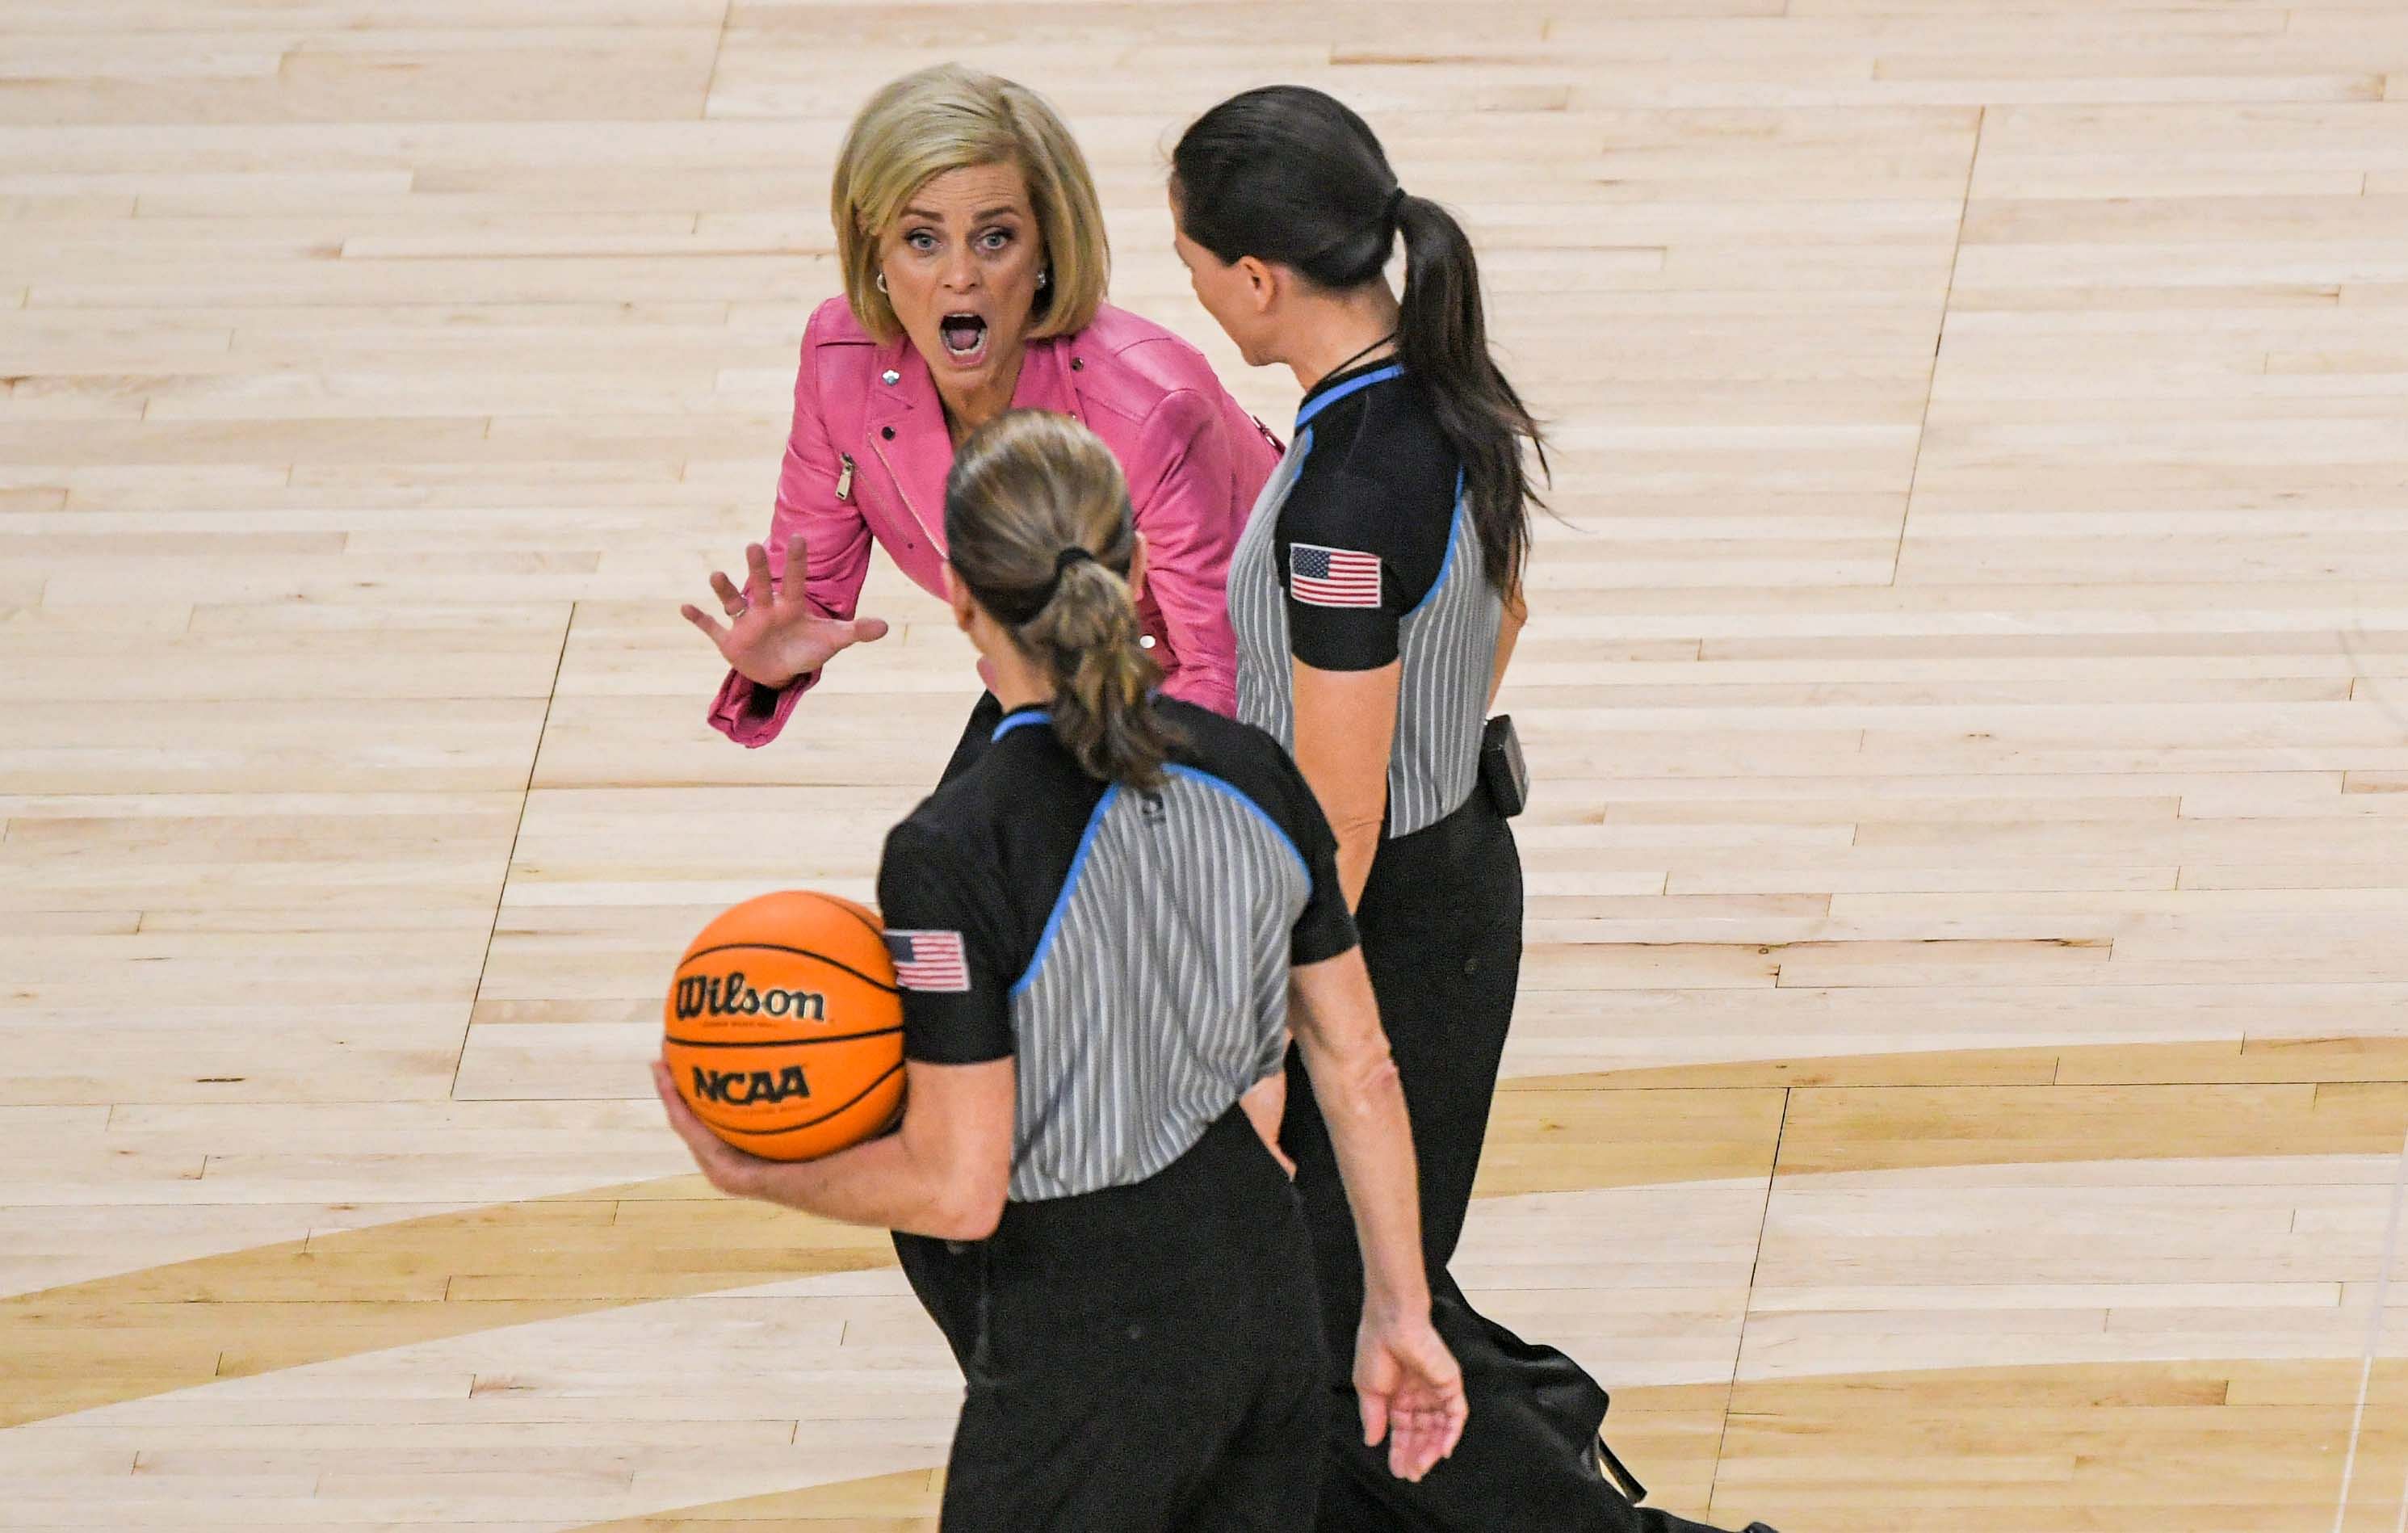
[663, 891, 905, 1162]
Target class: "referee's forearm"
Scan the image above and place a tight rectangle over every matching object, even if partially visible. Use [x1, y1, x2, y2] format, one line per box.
[1307, 1038, 1433, 1317]
[740, 1131, 982, 1240]
[1332, 819, 1382, 912]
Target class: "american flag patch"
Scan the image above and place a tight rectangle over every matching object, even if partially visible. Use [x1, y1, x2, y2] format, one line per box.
[1289, 544, 1382, 610]
[884, 930, 970, 993]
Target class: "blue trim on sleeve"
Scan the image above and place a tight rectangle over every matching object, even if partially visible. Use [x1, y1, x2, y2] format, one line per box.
[1009, 783, 1120, 998]
[1162, 765, 1309, 882]
[991, 709, 1051, 743]
[1406, 467, 1469, 620]
[1294, 363, 1403, 430]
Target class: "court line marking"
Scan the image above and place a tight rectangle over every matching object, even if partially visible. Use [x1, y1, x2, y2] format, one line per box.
[2333, 1113, 2408, 1533]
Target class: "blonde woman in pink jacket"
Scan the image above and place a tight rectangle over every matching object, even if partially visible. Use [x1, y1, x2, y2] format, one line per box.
[680, 61, 1277, 1361]
[686, 64, 1277, 766]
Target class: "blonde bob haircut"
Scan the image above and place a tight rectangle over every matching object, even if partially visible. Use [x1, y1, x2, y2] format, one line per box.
[832, 65, 1109, 345]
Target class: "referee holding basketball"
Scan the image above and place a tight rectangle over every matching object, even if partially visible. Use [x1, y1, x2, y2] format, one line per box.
[656, 408, 1467, 1530]
[1171, 88, 1781, 1533]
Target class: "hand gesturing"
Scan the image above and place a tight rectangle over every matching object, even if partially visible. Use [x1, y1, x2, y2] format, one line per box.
[682, 535, 889, 691]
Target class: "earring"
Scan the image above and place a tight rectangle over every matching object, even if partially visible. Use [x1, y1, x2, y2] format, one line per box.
[1037, 269, 1050, 290]
[875, 271, 887, 294]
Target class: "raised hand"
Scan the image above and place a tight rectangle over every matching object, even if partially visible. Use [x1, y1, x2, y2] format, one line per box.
[682, 533, 890, 690]
[1354, 1308, 1469, 1483]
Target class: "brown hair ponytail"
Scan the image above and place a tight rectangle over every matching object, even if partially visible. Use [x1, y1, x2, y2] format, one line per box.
[1172, 86, 1546, 592]
[943, 411, 1176, 789]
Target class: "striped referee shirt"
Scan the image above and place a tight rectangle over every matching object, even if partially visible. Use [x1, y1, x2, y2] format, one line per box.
[875, 699, 1359, 1203]
[1228, 361, 1504, 838]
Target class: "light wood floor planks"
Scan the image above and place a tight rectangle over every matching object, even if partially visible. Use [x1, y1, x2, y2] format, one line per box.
[6, 2, 2408, 1529]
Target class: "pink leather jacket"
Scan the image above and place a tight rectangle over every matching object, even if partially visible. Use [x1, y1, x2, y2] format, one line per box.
[710, 296, 1281, 744]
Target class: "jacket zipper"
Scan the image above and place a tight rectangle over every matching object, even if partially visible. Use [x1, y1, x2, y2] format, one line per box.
[868, 435, 941, 549]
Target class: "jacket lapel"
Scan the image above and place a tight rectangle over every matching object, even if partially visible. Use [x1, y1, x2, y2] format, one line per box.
[1015, 335, 1076, 421]
[863, 335, 950, 552]
[862, 334, 1080, 554]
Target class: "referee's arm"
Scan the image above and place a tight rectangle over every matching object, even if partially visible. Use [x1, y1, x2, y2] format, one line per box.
[1287, 948, 1426, 1319]
[652, 824, 1019, 1241]
[652, 1056, 1014, 1241]
[1289, 946, 1467, 1481]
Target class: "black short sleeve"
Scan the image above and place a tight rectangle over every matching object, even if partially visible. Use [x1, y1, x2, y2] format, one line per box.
[875, 821, 1016, 1065]
[1281, 468, 1418, 673]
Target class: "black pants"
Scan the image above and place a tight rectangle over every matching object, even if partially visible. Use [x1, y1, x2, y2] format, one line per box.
[1282, 792, 1742, 1533]
[940, 1110, 1328, 1531]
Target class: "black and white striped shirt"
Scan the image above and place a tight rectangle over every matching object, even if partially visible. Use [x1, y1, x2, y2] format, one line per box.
[875, 699, 1358, 1202]
[1228, 362, 1503, 838]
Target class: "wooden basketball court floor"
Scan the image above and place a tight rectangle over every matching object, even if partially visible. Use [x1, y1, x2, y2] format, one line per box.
[6, 1, 2408, 1527]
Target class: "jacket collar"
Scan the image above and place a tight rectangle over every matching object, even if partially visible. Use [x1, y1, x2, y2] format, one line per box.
[863, 330, 1080, 549]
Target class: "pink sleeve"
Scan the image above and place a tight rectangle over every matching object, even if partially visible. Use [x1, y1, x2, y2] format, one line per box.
[1126, 388, 1242, 717]
[707, 329, 875, 748]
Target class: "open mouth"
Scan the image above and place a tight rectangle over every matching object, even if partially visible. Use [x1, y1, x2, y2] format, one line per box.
[938, 312, 989, 364]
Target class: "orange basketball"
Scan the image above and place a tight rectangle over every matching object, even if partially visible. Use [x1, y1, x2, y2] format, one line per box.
[664, 890, 904, 1162]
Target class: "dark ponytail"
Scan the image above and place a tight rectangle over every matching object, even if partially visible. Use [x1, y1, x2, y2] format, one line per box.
[1171, 86, 1545, 591]
[943, 410, 1176, 789]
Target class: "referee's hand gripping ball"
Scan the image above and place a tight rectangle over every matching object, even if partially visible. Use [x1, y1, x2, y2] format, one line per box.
[653, 1060, 771, 1198]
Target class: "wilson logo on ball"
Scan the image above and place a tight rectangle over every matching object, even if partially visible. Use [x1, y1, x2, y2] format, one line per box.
[666, 892, 906, 1163]
[690, 1064, 812, 1106]
[672, 970, 828, 1023]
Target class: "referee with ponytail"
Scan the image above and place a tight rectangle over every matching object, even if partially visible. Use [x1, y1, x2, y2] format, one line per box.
[663, 407, 1468, 1529]
[1172, 87, 1781, 1533]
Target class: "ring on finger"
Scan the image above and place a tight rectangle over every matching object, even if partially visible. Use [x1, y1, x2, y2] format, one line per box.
[725, 598, 750, 617]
